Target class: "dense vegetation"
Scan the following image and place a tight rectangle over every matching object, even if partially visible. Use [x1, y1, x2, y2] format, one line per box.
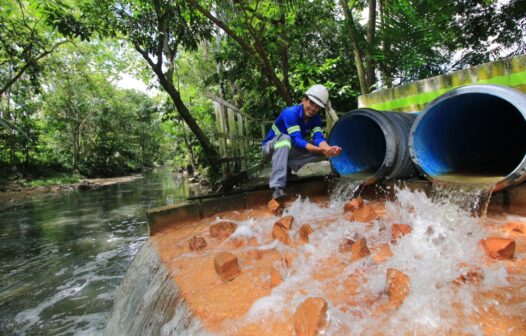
[1, 0, 524, 187]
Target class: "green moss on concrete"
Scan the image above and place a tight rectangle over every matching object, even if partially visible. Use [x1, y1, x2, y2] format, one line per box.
[358, 54, 526, 112]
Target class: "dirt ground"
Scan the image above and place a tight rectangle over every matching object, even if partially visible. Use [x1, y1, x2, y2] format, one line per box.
[0, 175, 143, 204]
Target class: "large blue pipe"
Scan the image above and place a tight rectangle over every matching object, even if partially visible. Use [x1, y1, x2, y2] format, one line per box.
[409, 84, 526, 191]
[328, 108, 417, 185]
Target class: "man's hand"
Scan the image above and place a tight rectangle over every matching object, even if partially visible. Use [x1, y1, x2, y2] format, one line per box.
[306, 142, 342, 157]
[322, 145, 342, 158]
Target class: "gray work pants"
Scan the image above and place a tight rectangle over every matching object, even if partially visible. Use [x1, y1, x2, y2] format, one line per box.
[262, 134, 325, 189]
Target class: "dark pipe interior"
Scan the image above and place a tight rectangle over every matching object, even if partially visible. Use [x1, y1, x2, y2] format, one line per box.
[413, 93, 526, 178]
[330, 116, 386, 176]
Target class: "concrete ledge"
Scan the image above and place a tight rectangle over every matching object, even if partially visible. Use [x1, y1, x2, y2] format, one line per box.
[146, 201, 201, 236]
[147, 177, 332, 235]
[146, 177, 526, 236]
[200, 193, 246, 218]
[246, 189, 272, 209]
[287, 178, 329, 198]
[489, 183, 526, 216]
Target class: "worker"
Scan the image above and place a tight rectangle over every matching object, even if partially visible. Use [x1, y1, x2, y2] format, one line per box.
[262, 84, 342, 200]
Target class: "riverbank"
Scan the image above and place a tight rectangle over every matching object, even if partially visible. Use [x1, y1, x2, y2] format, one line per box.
[0, 174, 144, 204]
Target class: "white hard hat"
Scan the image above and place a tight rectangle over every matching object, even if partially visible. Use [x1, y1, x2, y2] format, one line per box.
[305, 84, 329, 108]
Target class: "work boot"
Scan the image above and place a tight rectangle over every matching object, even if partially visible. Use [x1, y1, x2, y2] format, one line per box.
[271, 187, 287, 200]
[287, 168, 298, 180]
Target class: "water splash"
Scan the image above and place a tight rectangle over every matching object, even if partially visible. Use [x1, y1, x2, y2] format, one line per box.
[112, 185, 521, 335]
[238, 188, 506, 334]
[431, 181, 495, 217]
[329, 178, 364, 208]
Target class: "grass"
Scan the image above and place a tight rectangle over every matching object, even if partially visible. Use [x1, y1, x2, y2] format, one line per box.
[25, 173, 83, 188]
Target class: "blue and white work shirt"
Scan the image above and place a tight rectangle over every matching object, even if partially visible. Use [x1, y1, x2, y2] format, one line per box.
[262, 104, 327, 150]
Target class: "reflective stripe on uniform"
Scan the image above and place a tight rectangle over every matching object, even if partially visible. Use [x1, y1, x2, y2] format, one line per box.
[274, 139, 291, 149]
[272, 124, 281, 135]
[287, 125, 301, 134]
[311, 126, 323, 137]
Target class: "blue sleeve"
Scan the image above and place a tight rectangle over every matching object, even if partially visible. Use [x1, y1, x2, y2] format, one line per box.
[311, 117, 327, 146]
[283, 109, 308, 149]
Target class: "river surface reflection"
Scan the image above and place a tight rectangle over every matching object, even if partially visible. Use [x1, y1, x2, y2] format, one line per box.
[0, 169, 194, 335]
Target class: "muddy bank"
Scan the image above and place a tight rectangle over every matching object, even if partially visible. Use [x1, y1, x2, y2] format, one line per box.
[0, 175, 144, 204]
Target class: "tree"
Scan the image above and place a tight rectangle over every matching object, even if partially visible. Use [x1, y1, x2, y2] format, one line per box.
[197, 0, 359, 119]
[40, 41, 164, 176]
[43, 0, 221, 168]
[110, 0, 219, 165]
[0, 0, 70, 99]
[340, 0, 526, 91]
[189, 0, 296, 105]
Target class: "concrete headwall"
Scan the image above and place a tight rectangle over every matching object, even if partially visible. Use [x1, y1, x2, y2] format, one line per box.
[358, 54, 526, 112]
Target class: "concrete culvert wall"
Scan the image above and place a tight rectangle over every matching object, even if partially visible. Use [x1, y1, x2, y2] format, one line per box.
[328, 108, 417, 185]
[409, 84, 526, 191]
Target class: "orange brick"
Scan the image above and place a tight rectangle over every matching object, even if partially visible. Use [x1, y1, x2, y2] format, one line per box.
[372, 243, 393, 264]
[209, 221, 237, 239]
[480, 238, 515, 260]
[343, 197, 364, 212]
[351, 238, 370, 262]
[272, 224, 290, 245]
[346, 205, 378, 223]
[299, 224, 313, 243]
[391, 224, 413, 243]
[268, 199, 284, 215]
[275, 215, 294, 230]
[188, 236, 207, 251]
[214, 252, 241, 281]
[294, 297, 328, 336]
[386, 268, 410, 307]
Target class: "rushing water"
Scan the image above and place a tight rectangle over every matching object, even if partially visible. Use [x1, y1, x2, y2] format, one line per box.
[227, 187, 512, 334]
[431, 181, 496, 217]
[101, 175, 526, 335]
[329, 178, 364, 209]
[0, 169, 195, 336]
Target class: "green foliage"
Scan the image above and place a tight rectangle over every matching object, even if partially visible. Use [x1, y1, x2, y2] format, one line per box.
[41, 43, 166, 177]
[0, 0, 70, 96]
[1, 37, 166, 179]
[207, 0, 359, 117]
[25, 173, 82, 187]
[160, 48, 218, 173]
[1, 0, 525, 188]
[376, 0, 526, 85]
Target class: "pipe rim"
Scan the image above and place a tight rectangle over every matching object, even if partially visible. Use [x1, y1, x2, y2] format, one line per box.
[329, 108, 397, 185]
[409, 84, 526, 191]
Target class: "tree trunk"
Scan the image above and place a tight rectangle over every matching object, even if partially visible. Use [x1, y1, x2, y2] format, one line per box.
[5, 87, 17, 166]
[366, 0, 377, 89]
[178, 120, 197, 173]
[380, 0, 393, 88]
[156, 73, 219, 165]
[73, 126, 80, 171]
[339, 0, 369, 95]
[278, 0, 291, 101]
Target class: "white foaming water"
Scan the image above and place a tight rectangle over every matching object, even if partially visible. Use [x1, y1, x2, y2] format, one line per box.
[231, 187, 510, 335]
[329, 179, 364, 209]
[361, 187, 487, 334]
[431, 182, 495, 217]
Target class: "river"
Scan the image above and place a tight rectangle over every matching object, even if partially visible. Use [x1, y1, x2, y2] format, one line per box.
[0, 169, 196, 335]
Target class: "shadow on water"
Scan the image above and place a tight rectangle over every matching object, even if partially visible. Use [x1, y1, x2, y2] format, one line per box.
[0, 168, 193, 335]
